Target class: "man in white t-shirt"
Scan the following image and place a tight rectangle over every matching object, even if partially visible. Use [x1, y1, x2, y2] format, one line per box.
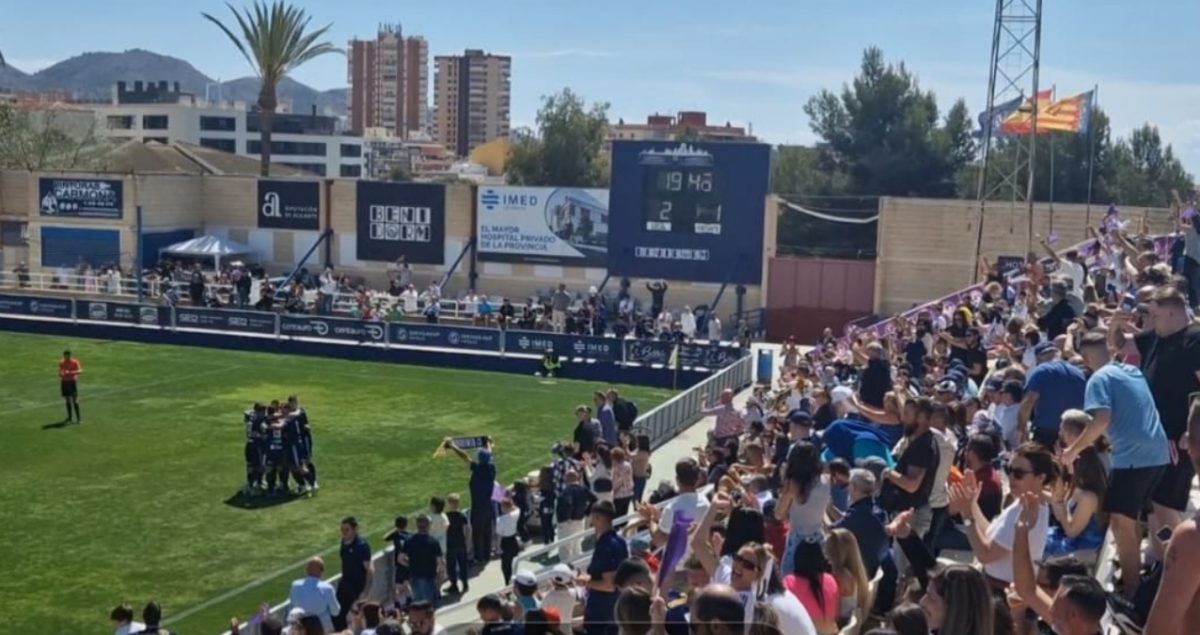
[649, 458, 709, 547]
[926, 404, 959, 549]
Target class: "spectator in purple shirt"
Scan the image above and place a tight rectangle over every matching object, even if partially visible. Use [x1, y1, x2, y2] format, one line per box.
[595, 391, 619, 447]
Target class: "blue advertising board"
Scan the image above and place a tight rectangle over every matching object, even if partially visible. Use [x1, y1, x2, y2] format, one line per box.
[624, 340, 745, 368]
[389, 323, 501, 351]
[607, 141, 770, 284]
[176, 307, 277, 335]
[0, 294, 74, 318]
[503, 330, 622, 362]
[279, 315, 387, 343]
[78, 300, 166, 327]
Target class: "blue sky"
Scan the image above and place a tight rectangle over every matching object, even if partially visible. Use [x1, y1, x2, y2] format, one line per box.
[5, 0, 1200, 172]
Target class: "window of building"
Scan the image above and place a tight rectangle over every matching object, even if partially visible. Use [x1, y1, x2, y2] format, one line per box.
[199, 137, 237, 153]
[340, 164, 362, 178]
[142, 115, 169, 130]
[281, 162, 326, 176]
[199, 116, 236, 131]
[1, 221, 28, 246]
[246, 140, 327, 156]
[106, 115, 134, 130]
[340, 144, 362, 158]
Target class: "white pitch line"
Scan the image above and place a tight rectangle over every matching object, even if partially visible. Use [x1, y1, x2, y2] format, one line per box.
[5, 364, 243, 416]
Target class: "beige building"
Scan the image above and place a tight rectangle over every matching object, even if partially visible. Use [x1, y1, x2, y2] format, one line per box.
[433, 50, 511, 157]
[348, 24, 428, 138]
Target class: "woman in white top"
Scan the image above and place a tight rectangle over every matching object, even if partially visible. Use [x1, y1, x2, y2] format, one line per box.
[775, 442, 831, 575]
[611, 447, 635, 518]
[586, 445, 615, 504]
[497, 498, 522, 586]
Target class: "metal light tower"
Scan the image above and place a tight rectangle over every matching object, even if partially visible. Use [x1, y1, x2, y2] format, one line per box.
[973, 0, 1043, 275]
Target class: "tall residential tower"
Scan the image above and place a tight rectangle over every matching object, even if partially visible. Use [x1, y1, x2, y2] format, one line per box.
[348, 24, 428, 137]
[433, 49, 511, 157]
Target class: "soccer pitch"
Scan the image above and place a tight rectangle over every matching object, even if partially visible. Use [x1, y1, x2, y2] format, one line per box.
[0, 331, 672, 634]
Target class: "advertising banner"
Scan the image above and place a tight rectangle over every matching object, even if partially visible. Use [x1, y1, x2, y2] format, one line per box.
[39, 178, 124, 219]
[607, 141, 770, 284]
[79, 301, 166, 327]
[356, 182, 445, 264]
[388, 323, 501, 352]
[503, 330, 622, 362]
[0, 294, 74, 318]
[279, 315, 387, 343]
[624, 340, 744, 369]
[257, 180, 320, 230]
[476, 186, 609, 265]
[175, 307, 277, 335]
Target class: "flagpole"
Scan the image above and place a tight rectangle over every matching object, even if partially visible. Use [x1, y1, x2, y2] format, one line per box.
[1084, 84, 1099, 237]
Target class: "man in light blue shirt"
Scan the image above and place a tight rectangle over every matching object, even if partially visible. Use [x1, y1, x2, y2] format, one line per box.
[288, 557, 340, 632]
[1064, 331, 1169, 599]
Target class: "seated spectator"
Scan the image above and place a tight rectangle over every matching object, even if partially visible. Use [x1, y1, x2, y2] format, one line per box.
[1044, 412, 1107, 558]
[918, 565, 994, 635]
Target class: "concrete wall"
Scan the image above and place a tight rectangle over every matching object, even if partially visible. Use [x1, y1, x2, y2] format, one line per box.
[0, 170, 768, 317]
[873, 197, 1177, 315]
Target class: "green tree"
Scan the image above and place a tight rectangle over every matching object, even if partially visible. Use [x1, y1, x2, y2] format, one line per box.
[0, 104, 105, 170]
[803, 47, 975, 197]
[771, 145, 849, 196]
[203, 1, 339, 177]
[1104, 124, 1193, 207]
[387, 163, 411, 182]
[506, 88, 610, 187]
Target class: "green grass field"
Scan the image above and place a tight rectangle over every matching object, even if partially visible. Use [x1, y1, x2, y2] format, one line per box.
[0, 332, 671, 634]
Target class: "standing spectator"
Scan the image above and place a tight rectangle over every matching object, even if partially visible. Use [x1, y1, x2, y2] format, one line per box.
[611, 447, 635, 517]
[427, 496, 449, 555]
[288, 557, 340, 633]
[776, 442, 831, 574]
[879, 398, 939, 538]
[444, 494, 471, 596]
[648, 459, 709, 547]
[1132, 287, 1200, 550]
[14, 261, 30, 287]
[130, 602, 176, 635]
[318, 267, 338, 315]
[188, 263, 206, 305]
[1036, 280, 1078, 340]
[110, 604, 145, 635]
[573, 405, 601, 457]
[584, 501, 628, 635]
[335, 517, 373, 630]
[646, 280, 668, 318]
[403, 515, 445, 607]
[924, 403, 958, 553]
[497, 498, 522, 585]
[233, 265, 251, 308]
[1019, 342, 1086, 449]
[556, 469, 595, 563]
[401, 284, 420, 315]
[443, 438, 497, 565]
[630, 434, 651, 502]
[1063, 330, 1170, 598]
[383, 516, 412, 608]
[595, 391, 618, 447]
[551, 284, 572, 334]
[708, 314, 722, 341]
[701, 389, 747, 444]
[607, 389, 639, 433]
[832, 469, 889, 577]
[680, 306, 697, 339]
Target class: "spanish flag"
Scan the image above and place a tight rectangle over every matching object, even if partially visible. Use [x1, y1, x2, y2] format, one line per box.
[1000, 90, 1094, 136]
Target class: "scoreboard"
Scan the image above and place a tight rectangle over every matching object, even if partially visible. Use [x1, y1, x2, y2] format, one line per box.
[608, 141, 771, 284]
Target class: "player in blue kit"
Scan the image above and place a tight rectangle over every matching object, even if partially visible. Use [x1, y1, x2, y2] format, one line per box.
[288, 395, 319, 492]
[242, 403, 268, 496]
[264, 400, 289, 495]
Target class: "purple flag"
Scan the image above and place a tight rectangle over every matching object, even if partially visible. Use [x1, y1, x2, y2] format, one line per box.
[1183, 206, 1198, 221]
[1047, 232, 1060, 245]
[657, 513, 693, 590]
[492, 482, 507, 503]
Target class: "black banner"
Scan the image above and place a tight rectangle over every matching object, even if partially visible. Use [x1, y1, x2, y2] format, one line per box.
[389, 323, 501, 351]
[503, 330, 622, 362]
[0, 294, 74, 318]
[279, 315, 387, 343]
[356, 182, 445, 264]
[257, 180, 320, 230]
[175, 307, 277, 335]
[79, 300, 166, 326]
[39, 178, 123, 219]
[624, 340, 744, 368]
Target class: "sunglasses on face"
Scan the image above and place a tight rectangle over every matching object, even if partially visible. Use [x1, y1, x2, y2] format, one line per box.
[1005, 464, 1033, 479]
[733, 554, 759, 571]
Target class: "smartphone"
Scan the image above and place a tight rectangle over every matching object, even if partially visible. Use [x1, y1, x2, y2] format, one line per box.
[1121, 294, 1138, 312]
[1156, 525, 1174, 544]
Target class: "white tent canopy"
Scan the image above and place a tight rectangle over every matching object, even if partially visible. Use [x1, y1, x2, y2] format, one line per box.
[159, 235, 257, 270]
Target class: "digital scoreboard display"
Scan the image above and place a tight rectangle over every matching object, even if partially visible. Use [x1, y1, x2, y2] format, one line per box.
[642, 167, 726, 234]
[607, 140, 770, 284]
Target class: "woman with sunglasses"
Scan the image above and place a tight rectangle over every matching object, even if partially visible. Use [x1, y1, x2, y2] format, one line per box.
[690, 493, 818, 635]
[948, 442, 1058, 589]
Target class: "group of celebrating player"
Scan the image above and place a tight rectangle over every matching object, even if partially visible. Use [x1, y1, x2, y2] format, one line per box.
[242, 396, 320, 497]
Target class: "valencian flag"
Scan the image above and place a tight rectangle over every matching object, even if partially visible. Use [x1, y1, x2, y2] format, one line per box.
[1000, 90, 1094, 136]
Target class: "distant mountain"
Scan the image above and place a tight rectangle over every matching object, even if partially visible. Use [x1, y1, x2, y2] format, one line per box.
[1, 48, 346, 117]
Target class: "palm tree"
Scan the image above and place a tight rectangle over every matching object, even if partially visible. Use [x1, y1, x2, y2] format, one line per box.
[202, 1, 339, 177]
